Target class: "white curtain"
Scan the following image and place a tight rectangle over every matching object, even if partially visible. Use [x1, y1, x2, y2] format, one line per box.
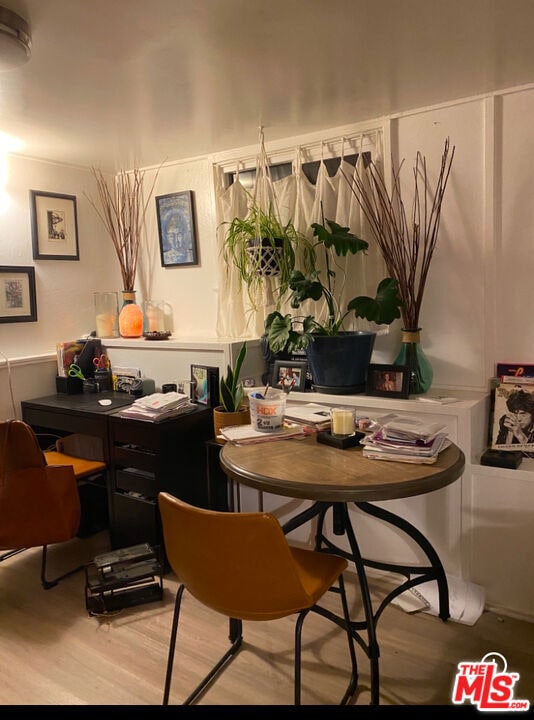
[214, 131, 387, 339]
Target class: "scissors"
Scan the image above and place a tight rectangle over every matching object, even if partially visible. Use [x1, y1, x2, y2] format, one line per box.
[68, 364, 85, 379]
[93, 354, 109, 370]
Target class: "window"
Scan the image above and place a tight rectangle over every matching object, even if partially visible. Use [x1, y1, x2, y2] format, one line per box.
[226, 152, 370, 189]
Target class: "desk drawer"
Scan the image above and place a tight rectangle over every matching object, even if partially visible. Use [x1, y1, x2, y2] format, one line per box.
[115, 468, 158, 498]
[114, 445, 159, 473]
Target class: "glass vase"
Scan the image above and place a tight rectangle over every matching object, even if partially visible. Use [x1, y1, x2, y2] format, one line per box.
[394, 328, 433, 395]
[94, 292, 119, 338]
[118, 290, 144, 338]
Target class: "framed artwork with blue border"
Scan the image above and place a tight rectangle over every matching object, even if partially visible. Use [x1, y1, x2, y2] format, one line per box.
[156, 191, 198, 267]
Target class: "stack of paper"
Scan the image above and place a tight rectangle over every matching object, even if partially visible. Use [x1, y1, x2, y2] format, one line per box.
[118, 392, 195, 422]
[361, 414, 449, 464]
[219, 423, 306, 444]
[284, 403, 332, 431]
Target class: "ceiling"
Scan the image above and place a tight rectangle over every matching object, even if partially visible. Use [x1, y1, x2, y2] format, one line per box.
[2, 0, 534, 171]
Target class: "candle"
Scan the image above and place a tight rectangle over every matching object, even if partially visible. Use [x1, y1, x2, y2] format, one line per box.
[331, 407, 355, 437]
[95, 312, 115, 338]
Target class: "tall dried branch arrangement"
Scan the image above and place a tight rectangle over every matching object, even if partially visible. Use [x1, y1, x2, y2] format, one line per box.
[344, 138, 455, 330]
[86, 166, 160, 292]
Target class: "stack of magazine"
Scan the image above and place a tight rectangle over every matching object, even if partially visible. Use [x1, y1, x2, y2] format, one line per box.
[284, 403, 332, 431]
[118, 392, 195, 422]
[361, 414, 450, 464]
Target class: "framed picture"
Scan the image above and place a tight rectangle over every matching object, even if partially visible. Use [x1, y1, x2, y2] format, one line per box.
[156, 191, 198, 267]
[30, 190, 79, 260]
[191, 365, 219, 407]
[272, 360, 308, 392]
[0, 266, 37, 323]
[491, 381, 534, 453]
[496, 362, 534, 380]
[366, 363, 409, 399]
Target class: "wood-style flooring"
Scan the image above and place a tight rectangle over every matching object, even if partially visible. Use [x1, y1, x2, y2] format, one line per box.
[0, 531, 533, 709]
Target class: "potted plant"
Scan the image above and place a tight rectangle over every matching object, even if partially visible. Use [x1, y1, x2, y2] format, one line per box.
[264, 217, 402, 393]
[222, 200, 315, 307]
[213, 342, 250, 437]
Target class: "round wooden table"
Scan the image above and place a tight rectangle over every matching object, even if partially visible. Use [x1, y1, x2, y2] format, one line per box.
[220, 434, 465, 705]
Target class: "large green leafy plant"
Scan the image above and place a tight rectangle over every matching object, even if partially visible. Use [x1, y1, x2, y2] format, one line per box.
[265, 218, 402, 354]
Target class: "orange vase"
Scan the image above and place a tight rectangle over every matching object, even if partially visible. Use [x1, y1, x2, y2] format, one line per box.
[118, 291, 144, 338]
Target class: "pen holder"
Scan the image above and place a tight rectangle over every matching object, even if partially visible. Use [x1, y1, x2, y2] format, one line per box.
[94, 369, 112, 392]
[56, 375, 83, 394]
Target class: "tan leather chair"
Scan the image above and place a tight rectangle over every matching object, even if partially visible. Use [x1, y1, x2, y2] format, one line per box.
[158, 492, 358, 705]
[0, 419, 83, 589]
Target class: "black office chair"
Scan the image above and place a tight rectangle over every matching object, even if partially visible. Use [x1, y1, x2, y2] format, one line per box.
[158, 492, 359, 705]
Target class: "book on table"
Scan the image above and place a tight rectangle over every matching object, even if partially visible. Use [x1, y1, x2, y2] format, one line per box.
[361, 413, 450, 464]
[284, 403, 332, 430]
[219, 423, 306, 444]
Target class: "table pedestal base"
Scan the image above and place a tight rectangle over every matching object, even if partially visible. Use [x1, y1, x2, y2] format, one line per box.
[283, 501, 450, 705]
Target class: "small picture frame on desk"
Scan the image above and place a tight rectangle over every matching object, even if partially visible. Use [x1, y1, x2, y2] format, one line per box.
[366, 363, 409, 399]
[272, 360, 307, 392]
[0, 266, 37, 323]
[191, 365, 219, 407]
[30, 190, 79, 260]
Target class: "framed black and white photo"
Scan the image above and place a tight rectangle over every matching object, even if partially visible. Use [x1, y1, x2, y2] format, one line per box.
[0, 266, 37, 323]
[491, 381, 534, 453]
[156, 191, 198, 267]
[272, 360, 308, 392]
[30, 190, 79, 260]
[366, 363, 409, 399]
[190, 364, 219, 407]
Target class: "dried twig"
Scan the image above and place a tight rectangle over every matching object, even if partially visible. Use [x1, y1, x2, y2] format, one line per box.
[85, 166, 161, 291]
[343, 139, 455, 330]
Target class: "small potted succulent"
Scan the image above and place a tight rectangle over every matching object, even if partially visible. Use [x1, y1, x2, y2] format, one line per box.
[213, 342, 250, 437]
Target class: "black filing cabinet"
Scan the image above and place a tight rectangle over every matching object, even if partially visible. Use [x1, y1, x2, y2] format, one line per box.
[108, 406, 213, 550]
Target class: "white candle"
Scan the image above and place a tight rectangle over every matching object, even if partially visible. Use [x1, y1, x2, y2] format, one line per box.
[95, 312, 115, 338]
[331, 408, 355, 436]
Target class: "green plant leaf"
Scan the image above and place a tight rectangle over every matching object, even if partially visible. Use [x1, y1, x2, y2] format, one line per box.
[311, 219, 368, 256]
[347, 278, 402, 324]
[219, 342, 247, 411]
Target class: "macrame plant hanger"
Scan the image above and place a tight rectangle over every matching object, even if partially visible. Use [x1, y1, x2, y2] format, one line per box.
[249, 126, 284, 280]
[252, 125, 280, 224]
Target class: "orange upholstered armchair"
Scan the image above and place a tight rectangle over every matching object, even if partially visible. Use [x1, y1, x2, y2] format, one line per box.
[0, 419, 82, 589]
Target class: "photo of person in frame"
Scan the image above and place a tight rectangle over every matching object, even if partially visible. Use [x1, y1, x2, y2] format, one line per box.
[377, 371, 396, 392]
[494, 385, 534, 448]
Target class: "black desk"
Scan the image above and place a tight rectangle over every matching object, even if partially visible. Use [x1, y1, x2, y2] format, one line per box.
[21, 394, 214, 550]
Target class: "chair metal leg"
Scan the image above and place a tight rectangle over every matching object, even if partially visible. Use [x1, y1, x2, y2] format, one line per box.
[338, 572, 359, 704]
[294, 608, 310, 705]
[294, 574, 359, 705]
[163, 585, 244, 706]
[40, 545, 85, 590]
